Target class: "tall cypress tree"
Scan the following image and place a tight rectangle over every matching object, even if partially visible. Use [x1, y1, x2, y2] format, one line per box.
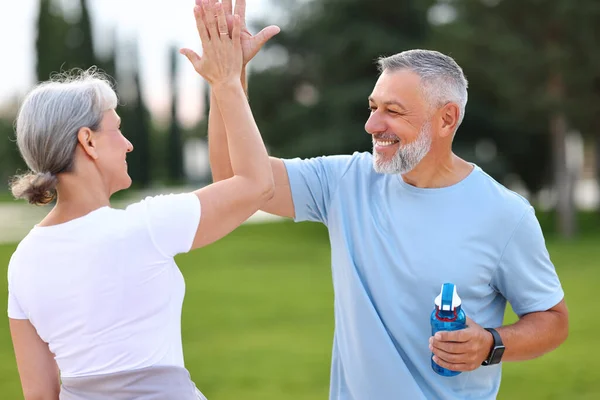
[64, 0, 96, 70]
[36, 0, 98, 81]
[100, 28, 117, 81]
[133, 68, 151, 187]
[167, 46, 185, 183]
[116, 41, 150, 188]
[36, 0, 70, 81]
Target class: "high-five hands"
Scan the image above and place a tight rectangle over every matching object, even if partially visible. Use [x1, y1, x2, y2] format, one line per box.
[219, 0, 281, 65]
[180, 0, 243, 87]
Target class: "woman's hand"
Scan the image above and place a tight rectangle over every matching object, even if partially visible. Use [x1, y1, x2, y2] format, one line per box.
[180, 0, 242, 87]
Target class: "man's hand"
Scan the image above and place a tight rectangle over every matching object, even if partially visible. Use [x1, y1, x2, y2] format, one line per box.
[429, 317, 494, 372]
[181, 1, 243, 87]
[198, 0, 280, 66]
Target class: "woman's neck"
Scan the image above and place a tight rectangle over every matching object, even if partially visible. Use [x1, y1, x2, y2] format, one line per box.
[38, 173, 111, 227]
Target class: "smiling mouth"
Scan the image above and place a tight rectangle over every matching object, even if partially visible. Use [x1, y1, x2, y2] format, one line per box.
[374, 138, 400, 147]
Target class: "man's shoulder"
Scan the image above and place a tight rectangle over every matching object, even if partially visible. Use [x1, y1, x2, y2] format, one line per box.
[471, 165, 532, 217]
[285, 151, 371, 165]
[282, 151, 374, 180]
[331, 151, 373, 173]
[328, 152, 376, 183]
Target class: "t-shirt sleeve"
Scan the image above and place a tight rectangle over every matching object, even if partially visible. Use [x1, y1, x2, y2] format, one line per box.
[282, 155, 352, 224]
[491, 207, 565, 317]
[7, 290, 27, 319]
[130, 192, 201, 258]
[7, 259, 27, 320]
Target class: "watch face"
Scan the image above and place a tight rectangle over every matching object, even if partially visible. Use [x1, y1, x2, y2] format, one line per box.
[490, 346, 505, 364]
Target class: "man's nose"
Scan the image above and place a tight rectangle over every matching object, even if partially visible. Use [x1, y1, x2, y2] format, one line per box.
[365, 112, 386, 135]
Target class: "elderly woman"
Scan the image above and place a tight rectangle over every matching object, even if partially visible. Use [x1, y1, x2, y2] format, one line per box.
[7, 2, 271, 399]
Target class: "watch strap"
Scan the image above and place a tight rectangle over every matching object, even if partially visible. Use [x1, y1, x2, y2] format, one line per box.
[482, 327, 505, 366]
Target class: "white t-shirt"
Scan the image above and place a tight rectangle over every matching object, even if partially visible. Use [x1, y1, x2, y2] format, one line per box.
[7, 193, 201, 378]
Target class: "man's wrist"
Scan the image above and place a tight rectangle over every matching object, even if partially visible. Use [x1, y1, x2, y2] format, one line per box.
[482, 327, 505, 365]
[482, 329, 495, 360]
[241, 66, 248, 97]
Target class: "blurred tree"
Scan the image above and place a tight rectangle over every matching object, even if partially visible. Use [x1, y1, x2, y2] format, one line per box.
[97, 28, 117, 83]
[36, 0, 97, 79]
[562, 1, 600, 204]
[131, 70, 151, 187]
[420, 0, 599, 238]
[66, 0, 96, 70]
[115, 41, 152, 188]
[36, 0, 70, 81]
[0, 119, 27, 187]
[167, 46, 185, 183]
[120, 68, 152, 188]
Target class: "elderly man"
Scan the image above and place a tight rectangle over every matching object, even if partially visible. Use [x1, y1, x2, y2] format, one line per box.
[207, 2, 568, 399]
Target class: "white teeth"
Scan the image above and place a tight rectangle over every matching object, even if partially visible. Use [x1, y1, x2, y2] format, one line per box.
[375, 140, 397, 146]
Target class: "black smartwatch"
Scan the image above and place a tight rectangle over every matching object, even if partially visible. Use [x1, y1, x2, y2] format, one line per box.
[482, 328, 505, 366]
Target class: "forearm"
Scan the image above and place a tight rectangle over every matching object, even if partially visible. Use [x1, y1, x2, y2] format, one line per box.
[496, 307, 568, 362]
[208, 90, 233, 182]
[20, 368, 59, 400]
[208, 68, 248, 182]
[211, 79, 272, 190]
[24, 394, 58, 400]
[241, 66, 248, 94]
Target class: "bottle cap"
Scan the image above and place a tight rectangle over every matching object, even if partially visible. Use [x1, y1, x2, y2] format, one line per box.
[434, 283, 462, 311]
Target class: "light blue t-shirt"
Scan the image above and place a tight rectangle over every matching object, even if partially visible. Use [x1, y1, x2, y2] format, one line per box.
[282, 152, 564, 400]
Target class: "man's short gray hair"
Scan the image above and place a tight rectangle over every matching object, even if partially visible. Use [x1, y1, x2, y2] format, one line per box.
[10, 67, 118, 205]
[377, 49, 468, 127]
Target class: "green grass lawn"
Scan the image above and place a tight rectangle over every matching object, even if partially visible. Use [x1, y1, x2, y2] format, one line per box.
[0, 221, 596, 399]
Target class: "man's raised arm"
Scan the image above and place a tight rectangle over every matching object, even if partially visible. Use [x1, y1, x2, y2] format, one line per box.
[207, 0, 295, 218]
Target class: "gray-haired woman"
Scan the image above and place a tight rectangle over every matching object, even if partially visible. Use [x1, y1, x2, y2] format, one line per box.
[7, 2, 273, 399]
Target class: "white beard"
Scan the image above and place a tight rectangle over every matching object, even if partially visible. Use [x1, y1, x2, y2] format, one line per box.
[372, 122, 432, 175]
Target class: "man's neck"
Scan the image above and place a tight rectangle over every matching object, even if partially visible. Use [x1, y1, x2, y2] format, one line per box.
[401, 153, 473, 189]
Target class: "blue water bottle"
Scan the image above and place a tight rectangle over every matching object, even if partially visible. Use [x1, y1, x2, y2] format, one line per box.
[431, 283, 467, 377]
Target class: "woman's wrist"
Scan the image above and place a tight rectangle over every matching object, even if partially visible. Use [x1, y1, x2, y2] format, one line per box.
[211, 78, 244, 94]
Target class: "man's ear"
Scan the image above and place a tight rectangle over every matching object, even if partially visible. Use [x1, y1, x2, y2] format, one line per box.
[438, 102, 461, 138]
[77, 127, 99, 160]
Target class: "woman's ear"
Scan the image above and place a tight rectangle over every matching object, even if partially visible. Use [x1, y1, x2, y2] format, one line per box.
[77, 127, 99, 160]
